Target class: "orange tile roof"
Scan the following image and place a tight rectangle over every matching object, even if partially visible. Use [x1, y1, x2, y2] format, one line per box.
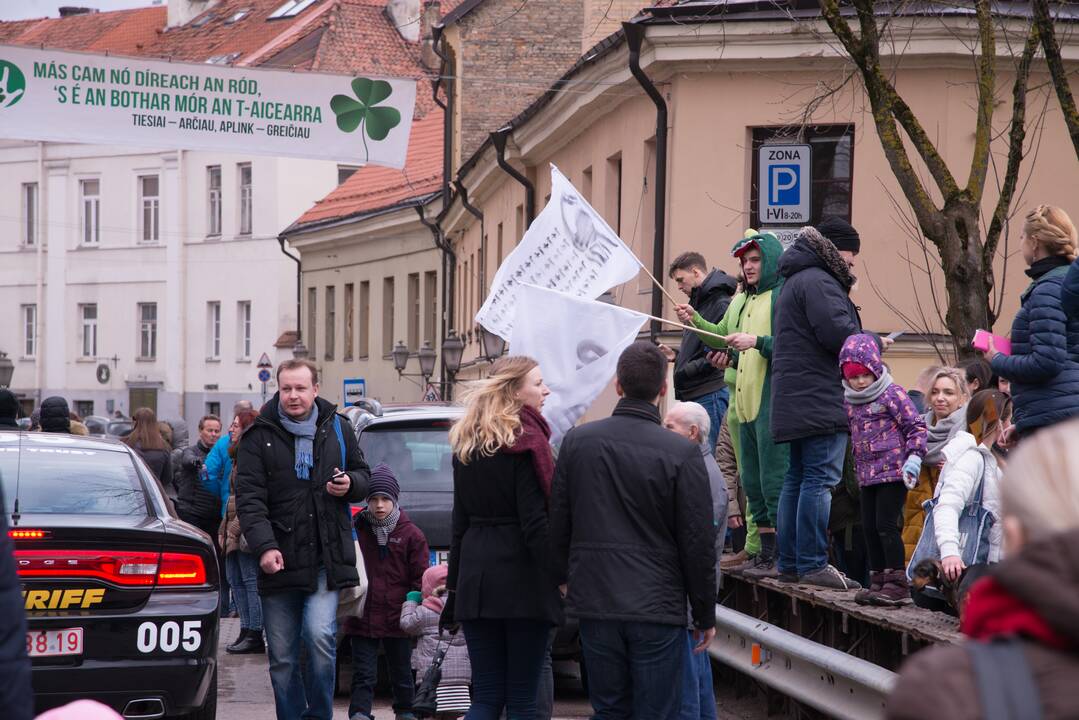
[0, 7, 166, 54]
[290, 107, 444, 229]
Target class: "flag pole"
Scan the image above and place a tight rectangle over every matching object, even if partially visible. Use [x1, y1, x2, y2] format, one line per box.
[640, 312, 728, 343]
[635, 260, 681, 308]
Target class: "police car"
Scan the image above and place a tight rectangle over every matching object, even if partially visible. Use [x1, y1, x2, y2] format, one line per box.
[2, 431, 219, 718]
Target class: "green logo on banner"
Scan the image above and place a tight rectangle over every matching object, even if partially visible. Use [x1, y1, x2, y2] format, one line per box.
[330, 78, 401, 161]
[0, 60, 26, 109]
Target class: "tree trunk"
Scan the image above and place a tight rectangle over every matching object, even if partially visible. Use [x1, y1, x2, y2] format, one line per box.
[934, 202, 993, 359]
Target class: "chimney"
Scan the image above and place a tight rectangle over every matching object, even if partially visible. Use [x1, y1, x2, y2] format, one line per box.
[420, 1, 441, 69]
[167, 0, 221, 29]
[58, 7, 99, 17]
[386, 0, 421, 43]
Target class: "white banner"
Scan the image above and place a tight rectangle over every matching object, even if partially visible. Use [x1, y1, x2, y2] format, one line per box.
[475, 165, 640, 338]
[0, 45, 416, 168]
[509, 284, 647, 444]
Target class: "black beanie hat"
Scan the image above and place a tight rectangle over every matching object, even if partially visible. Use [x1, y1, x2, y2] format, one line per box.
[816, 216, 861, 254]
[39, 396, 71, 434]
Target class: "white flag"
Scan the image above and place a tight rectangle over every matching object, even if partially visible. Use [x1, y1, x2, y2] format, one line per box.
[475, 164, 641, 339]
[509, 284, 648, 444]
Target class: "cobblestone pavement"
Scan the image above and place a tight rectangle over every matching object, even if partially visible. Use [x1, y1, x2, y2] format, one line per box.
[216, 617, 763, 719]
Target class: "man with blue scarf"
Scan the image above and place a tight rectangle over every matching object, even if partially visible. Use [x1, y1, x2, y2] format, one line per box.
[237, 359, 370, 720]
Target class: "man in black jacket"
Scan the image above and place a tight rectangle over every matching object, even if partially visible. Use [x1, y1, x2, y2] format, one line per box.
[770, 219, 863, 591]
[0, 484, 32, 720]
[550, 342, 717, 719]
[175, 415, 222, 534]
[660, 252, 737, 451]
[236, 359, 370, 720]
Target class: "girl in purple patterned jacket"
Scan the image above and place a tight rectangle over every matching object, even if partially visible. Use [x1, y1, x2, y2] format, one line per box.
[839, 334, 928, 607]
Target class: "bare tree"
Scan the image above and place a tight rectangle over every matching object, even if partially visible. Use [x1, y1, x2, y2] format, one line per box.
[1033, 0, 1079, 161]
[818, 1, 1038, 356]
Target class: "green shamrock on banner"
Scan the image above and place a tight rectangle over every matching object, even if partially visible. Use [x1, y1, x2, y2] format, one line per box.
[330, 78, 401, 162]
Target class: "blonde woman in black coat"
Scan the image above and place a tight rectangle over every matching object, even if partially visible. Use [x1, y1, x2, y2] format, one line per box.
[444, 355, 559, 720]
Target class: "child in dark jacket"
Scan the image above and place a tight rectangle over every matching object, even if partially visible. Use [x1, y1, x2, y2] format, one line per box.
[400, 564, 471, 719]
[839, 334, 927, 607]
[346, 464, 430, 720]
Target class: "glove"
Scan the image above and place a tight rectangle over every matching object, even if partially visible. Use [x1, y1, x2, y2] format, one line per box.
[405, 591, 422, 604]
[902, 455, 922, 490]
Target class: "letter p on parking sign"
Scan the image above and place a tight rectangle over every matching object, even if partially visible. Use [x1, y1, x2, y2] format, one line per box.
[758, 144, 811, 224]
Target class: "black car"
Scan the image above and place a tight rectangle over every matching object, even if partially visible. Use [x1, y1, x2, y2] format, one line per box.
[2, 431, 219, 719]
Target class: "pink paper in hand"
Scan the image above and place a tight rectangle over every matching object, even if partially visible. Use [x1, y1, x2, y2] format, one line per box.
[972, 329, 1011, 356]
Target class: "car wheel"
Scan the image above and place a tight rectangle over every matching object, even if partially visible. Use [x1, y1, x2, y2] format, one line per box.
[184, 666, 217, 719]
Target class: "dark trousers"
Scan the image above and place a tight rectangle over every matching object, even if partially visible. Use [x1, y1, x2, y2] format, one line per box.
[349, 636, 414, 719]
[860, 482, 908, 571]
[462, 619, 550, 720]
[578, 619, 685, 720]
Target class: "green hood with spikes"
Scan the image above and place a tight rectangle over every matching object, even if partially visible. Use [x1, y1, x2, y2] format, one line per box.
[731, 232, 784, 294]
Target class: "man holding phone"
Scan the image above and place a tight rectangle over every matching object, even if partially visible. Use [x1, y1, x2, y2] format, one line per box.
[237, 358, 370, 720]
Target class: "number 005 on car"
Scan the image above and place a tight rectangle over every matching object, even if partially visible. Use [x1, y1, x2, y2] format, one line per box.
[27, 628, 83, 657]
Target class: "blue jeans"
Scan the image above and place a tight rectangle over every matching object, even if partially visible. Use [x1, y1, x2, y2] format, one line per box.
[678, 631, 717, 720]
[261, 568, 339, 720]
[349, 636, 414, 718]
[693, 387, 729, 453]
[225, 551, 263, 631]
[579, 619, 684, 720]
[462, 619, 550, 720]
[777, 433, 848, 577]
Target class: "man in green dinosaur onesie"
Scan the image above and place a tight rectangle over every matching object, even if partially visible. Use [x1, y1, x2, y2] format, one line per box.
[676, 231, 790, 579]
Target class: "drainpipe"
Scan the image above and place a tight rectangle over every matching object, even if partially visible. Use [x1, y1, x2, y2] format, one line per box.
[277, 235, 301, 339]
[454, 178, 485, 293]
[35, 142, 45, 404]
[624, 21, 667, 342]
[491, 128, 535, 225]
[431, 24, 452, 211]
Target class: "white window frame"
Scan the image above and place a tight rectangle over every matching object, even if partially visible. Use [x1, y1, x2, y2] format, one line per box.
[207, 166, 222, 236]
[207, 301, 221, 359]
[80, 303, 98, 358]
[80, 178, 101, 245]
[237, 301, 252, 360]
[138, 175, 160, 244]
[238, 163, 253, 236]
[138, 302, 157, 359]
[268, 0, 318, 20]
[21, 304, 37, 358]
[22, 182, 38, 247]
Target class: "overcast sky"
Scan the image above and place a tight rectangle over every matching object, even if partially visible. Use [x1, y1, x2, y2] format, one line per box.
[0, 0, 161, 21]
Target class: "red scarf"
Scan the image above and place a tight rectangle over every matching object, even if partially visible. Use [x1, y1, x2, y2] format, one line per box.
[961, 576, 1073, 651]
[504, 405, 555, 498]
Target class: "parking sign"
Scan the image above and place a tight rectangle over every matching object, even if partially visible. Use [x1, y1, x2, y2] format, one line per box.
[758, 144, 811, 224]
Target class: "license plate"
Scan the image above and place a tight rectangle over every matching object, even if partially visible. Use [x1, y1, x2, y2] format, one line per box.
[429, 550, 450, 566]
[26, 627, 83, 657]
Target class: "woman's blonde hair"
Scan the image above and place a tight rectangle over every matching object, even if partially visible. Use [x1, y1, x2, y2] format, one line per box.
[1023, 204, 1079, 262]
[1001, 417, 1079, 542]
[929, 367, 970, 402]
[449, 355, 538, 463]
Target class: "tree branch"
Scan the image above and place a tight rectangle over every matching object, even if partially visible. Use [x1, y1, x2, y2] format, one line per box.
[1033, 0, 1079, 161]
[984, 23, 1038, 283]
[964, 0, 997, 204]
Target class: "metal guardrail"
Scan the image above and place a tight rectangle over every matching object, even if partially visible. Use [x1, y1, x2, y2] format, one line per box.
[709, 604, 898, 720]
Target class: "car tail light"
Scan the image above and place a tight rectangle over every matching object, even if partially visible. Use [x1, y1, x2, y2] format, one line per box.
[156, 552, 207, 586]
[15, 550, 208, 587]
[8, 529, 49, 540]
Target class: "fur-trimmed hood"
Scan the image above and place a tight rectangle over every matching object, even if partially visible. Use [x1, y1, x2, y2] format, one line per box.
[779, 225, 856, 290]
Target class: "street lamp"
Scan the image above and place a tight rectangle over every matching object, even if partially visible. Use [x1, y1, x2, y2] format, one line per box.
[392, 341, 410, 373]
[441, 330, 465, 377]
[478, 324, 506, 363]
[417, 341, 437, 378]
[292, 340, 309, 359]
[0, 351, 13, 388]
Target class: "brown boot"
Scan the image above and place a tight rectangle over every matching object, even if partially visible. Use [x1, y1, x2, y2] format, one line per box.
[868, 569, 910, 607]
[855, 571, 885, 605]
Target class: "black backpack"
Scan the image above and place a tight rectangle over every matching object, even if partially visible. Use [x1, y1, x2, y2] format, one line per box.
[968, 637, 1043, 720]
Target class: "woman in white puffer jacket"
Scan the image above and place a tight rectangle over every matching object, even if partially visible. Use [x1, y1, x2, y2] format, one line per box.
[931, 390, 1013, 583]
